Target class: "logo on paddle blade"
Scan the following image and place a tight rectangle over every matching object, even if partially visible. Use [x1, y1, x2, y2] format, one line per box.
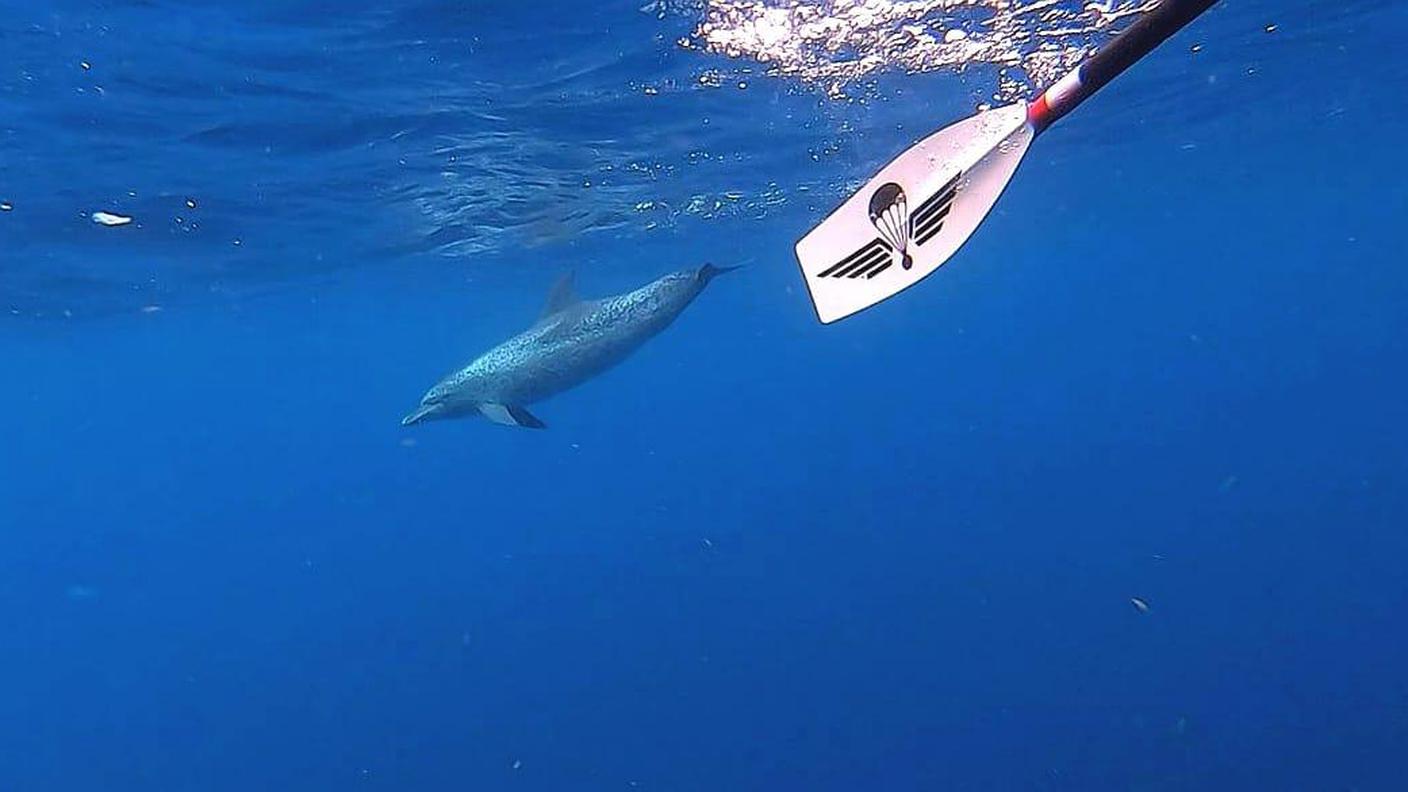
[813, 171, 962, 281]
[814, 237, 894, 280]
[868, 183, 913, 270]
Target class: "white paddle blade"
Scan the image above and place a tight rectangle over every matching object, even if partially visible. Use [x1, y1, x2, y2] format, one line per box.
[795, 103, 1034, 324]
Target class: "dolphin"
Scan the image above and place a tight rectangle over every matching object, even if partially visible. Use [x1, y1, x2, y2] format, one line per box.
[402, 263, 737, 429]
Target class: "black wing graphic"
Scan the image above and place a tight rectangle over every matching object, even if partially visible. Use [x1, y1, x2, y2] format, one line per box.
[816, 237, 895, 280]
[910, 172, 960, 246]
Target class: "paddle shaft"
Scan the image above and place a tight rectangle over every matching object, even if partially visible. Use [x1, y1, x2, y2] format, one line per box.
[1027, 0, 1217, 133]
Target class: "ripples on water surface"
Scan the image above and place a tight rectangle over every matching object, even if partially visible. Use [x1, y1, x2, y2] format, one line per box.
[0, 0, 1394, 317]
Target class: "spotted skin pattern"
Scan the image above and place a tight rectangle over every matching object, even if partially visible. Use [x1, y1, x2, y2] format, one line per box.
[406, 266, 727, 426]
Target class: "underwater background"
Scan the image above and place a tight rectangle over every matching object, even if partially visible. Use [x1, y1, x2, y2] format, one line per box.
[3, 0, 1407, 789]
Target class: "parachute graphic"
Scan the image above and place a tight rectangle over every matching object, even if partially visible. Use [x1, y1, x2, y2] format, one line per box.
[867, 183, 913, 270]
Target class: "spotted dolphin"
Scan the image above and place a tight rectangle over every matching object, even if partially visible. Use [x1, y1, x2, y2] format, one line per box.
[402, 264, 737, 429]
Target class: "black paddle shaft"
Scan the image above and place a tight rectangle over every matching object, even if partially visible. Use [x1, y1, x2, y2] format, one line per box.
[1041, 0, 1218, 128]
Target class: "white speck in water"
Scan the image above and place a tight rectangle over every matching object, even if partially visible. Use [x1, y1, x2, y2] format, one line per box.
[0, 201, 11, 211]
[140, 305, 162, 314]
[1130, 597, 1150, 614]
[91, 211, 132, 226]
[186, 198, 197, 209]
[80, 61, 91, 71]
[1264, 23, 1277, 33]
[511, 760, 522, 770]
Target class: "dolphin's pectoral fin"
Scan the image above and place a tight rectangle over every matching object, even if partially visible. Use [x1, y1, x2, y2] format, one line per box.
[506, 405, 546, 429]
[540, 271, 581, 319]
[477, 402, 546, 429]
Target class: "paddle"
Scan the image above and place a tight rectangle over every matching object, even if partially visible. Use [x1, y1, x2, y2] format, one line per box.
[794, 0, 1219, 324]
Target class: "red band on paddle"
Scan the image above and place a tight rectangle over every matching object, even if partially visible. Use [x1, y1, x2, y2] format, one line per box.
[1027, 95, 1052, 132]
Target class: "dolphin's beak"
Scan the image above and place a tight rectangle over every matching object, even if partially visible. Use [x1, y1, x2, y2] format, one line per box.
[401, 403, 441, 426]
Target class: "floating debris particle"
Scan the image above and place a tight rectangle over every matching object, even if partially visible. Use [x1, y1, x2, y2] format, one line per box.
[91, 211, 132, 226]
[701, 538, 714, 550]
[1264, 23, 1277, 33]
[80, 61, 91, 71]
[0, 201, 12, 211]
[139, 305, 162, 314]
[511, 760, 522, 770]
[185, 198, 197, 209]
[1190, 43, 1203, 53]
[1130, 597, 1151, 614]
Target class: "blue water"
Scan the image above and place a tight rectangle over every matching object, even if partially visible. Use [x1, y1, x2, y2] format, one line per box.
[4, 0, 1408, 789]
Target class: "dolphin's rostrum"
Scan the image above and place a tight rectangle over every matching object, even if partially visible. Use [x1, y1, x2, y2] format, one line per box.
[403, 264, 737, 429]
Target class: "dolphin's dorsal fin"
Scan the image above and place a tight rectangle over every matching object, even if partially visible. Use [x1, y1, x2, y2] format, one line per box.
[541, 272, 580, 319]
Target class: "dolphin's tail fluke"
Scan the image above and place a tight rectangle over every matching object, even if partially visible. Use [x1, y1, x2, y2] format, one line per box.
[697, 262, 741, 285]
